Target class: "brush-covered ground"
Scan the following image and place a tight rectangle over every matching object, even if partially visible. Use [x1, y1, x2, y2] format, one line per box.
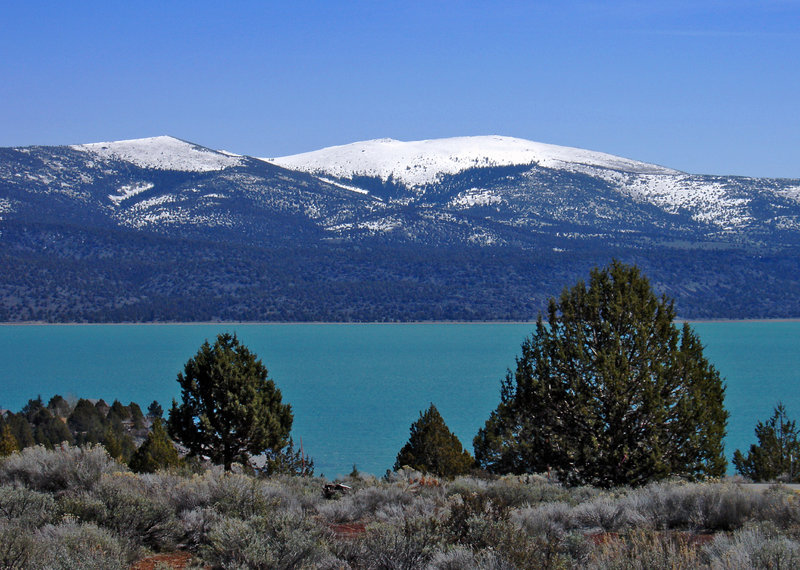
[1, 444, 799, 569]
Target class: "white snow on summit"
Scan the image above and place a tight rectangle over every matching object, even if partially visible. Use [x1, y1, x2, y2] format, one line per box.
[268, 136, 679, 188]
[72, 136, 243, 172]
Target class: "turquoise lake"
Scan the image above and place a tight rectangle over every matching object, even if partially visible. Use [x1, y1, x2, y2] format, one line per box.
[1, 322, 799, 477]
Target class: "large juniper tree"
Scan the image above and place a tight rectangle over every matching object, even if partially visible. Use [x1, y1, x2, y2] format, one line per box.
[474, 261, 728, 487]
[168, 333, 293, 471]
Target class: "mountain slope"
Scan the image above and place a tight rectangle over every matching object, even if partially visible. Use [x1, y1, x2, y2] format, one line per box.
[1, 135, 799, 322]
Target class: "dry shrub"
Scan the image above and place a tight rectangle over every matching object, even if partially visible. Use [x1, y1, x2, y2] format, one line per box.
[0, 484, 59, 527]
[0, 521, 38, 569]
[585, 529, 701, 570]
[90, 472, 181, 550]
[32, 521, 130, 570]
[202, 511, 331, 569]
[0, 444, 124, 492]
[703, 523, 800, 569]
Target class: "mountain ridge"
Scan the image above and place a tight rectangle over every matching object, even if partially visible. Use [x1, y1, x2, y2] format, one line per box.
[268, 135, 682, 189]
[1, 134, 799, 322]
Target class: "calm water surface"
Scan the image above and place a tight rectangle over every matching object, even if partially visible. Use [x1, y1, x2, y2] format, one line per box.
[1, 322, 798, 477]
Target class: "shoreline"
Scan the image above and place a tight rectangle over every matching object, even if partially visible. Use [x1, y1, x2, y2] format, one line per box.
[3, 318, 800, 326]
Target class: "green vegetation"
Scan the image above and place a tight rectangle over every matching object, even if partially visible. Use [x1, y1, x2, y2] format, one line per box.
[167, 333, 293, 471]
[394, 403, 474, 478]
[0, 424, 18, 456]
[475, 261, 728, 487]
[128, 418, 181, 474]
[734, 403, 800, 482]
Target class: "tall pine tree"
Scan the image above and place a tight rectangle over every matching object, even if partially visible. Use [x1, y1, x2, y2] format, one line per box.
[474, 261, 728, 487]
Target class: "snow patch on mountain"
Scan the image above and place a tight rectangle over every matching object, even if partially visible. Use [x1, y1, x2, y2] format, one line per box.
[109, 182, 154, 205]
[773, 185, 800, 203]
[269, 135, 679, 188]
[623, 175, 754, 229]
[0, 198, 12, 215]
[73, 136, 243, 172]
[450, 188, 503, 209]
[317, 176, 370, 195]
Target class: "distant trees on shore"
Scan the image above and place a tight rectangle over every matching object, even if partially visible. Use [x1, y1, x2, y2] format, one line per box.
[0, 394, 167, 469]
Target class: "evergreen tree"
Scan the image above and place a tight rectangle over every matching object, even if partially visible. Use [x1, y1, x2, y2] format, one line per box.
[0, 423, 19, 456]
[68, 399, 107, 444]
[21, 396, 46, 423]
[47, 395, 71, 418]
[168, 333, 293, 471]
[147, 400, 163, 419]
[108, 400, 131, 423]
[33, 410, 73, 449]
[129, 402, 146, 430]
[733, 403, 800, 482]
[394, 404, 474, 478]
[95, 399, 110, 418]
[6, 413, 34, 449]
[129, 418, 181, 473]
[474, 261, 728, 487]
[262, 438, 314, 477]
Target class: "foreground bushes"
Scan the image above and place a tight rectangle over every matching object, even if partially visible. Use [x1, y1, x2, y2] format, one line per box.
[2, 445, 800, 568]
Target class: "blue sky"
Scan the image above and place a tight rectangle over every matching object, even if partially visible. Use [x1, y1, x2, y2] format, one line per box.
[1, 1, 798, 177]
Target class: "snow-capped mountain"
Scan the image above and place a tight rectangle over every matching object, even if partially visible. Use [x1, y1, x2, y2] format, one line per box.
[72, 136, 243, 172]
[1, 134, 799, 322]
[269, 135, 679, 188]
[270, 135, 800, 235]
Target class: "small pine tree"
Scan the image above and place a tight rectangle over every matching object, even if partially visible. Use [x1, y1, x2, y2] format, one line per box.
[0, 423, 19, 456]
[103, 427, 124, 461]
[95, 399, 111, 417]
[129, 418, 181, 473]
[394, 404, 474, 478]
[68, 399, 106, 444]
[129, 402, 146, 430]
[108, 400, 131, 423]
[733, 403, 800, 482]
[262, 438, 314, 476]
[47, 395, 71, 418]
[147, 400, 163, 419]
[6, 413, 34, 449]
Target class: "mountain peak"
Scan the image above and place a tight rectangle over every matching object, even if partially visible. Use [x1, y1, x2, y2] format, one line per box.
[268, 135, 681, 188]
[71, 135, 243, 172]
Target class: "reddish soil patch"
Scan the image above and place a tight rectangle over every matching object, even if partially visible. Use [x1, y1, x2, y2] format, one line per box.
[685, 532, 715, 546]
[588, 532, 620, 545]
[130, 551, 195, 570]
[330, 522, 367, 539]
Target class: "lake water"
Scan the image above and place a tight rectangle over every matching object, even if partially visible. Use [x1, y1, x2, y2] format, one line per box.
[1, 322, 799, 478]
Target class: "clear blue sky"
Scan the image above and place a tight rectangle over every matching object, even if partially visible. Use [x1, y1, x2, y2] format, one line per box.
[2, 1, 798, 177]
